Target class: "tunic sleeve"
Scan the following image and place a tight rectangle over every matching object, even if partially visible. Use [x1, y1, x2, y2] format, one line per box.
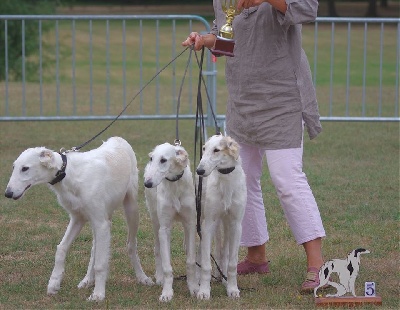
[276, 0, 318, 26]
[211, 19, 218, 36]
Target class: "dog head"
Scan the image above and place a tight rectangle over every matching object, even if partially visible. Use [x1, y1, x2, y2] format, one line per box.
[196, 134, 240, 177]
[144, 142, 189, 188]
[4, 147, 60, 200]
[352, 248, 371, 257]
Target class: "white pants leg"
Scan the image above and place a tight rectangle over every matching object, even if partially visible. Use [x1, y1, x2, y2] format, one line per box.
[239, 143, 269, 246]
[265, 144, 325, 244]
[240, 141, 325, 246]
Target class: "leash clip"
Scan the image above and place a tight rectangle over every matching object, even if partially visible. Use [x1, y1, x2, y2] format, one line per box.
[174, 139, 181, 146]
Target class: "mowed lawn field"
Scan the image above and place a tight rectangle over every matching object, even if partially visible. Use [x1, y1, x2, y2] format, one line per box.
[0, 16, 399, 309]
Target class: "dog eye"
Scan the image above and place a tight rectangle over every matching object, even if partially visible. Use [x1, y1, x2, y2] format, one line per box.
[213, 148, 220, 153]
[202, 146, 205, 151]
[21, 166, 29, 172]
[160, 158, 167, 164]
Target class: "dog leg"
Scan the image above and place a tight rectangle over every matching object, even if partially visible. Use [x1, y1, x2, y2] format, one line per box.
[183, 218, 199, 296]
[226, 220, 241, 298]
[314, 279, 327, 297]
[212, 221, 224, 282]
[326, 281, 347, 297]
[48, 215, 85, 295]
[151, 215, 163, 285]
[197, 219, 217, 300]
[78, 239, 96, 290]
[158, 224, 174, 302]
[87, 219, 111, 301]
[123, 196, 154, 286]
[220, 220, 230, 286]
[348, 276, 357, 297]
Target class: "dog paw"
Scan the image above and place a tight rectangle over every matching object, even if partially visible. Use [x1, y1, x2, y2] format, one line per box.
[47, 281, 60, 295]
[87, 292, 105, 301]
[155, 275, 164, 286]
[78, 277, 95, 289]
[227, 288, 240, 298]
[197, 290, 210, 300]
[138, 275, 154, 286]
[188, 284, 199, 296]
[159, 289, 173, 302]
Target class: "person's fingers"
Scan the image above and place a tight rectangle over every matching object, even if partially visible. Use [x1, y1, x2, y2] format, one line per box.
[237, 0, 246, 10]
[182, 32, 200, 47]
[238, 0, 259, 9]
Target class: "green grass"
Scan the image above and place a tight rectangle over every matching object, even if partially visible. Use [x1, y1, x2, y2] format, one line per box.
[0, 120, 398, 309]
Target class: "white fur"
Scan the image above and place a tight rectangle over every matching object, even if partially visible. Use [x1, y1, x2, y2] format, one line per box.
[195, 134, 246, 300]
[314, 248, 370, 297]
[4, 137, 153, 301]
[144, 142, 198, 302]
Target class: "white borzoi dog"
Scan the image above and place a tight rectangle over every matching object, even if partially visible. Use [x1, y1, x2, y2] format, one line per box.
[195, 134, 246, 300]
[143, 142, 198, 302]
[314, 248, 370, 297]
[4, 137, 153, 301]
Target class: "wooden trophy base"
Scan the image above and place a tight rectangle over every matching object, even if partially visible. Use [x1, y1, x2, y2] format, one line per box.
[315, 296, 382, 308]
[210, 36, 234, 57]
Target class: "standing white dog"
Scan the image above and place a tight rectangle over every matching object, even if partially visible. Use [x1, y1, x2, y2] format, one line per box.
[196, 134, 247, 300]
[4, 137, 153, 301]
[144, 142, 198, 302]
[314, 248, 371, 297]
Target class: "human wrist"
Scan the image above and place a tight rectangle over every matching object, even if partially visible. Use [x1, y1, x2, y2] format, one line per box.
[203, 33, 217, 49]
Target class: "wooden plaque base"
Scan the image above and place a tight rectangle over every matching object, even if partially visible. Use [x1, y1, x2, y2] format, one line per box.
[210, 36, 235, 57]
[315, 296, 382, 308]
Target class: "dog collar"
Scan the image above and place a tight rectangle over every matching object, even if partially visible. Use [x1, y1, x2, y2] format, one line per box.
[49, 153, 67, 185]
[217, 167, 235, 174]
[166, 170, 184, 182]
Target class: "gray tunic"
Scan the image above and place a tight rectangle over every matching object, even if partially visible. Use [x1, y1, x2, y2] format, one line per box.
[211, 0, 322, 149]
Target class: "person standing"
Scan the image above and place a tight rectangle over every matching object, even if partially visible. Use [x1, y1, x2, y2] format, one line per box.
[182, 0, 326, 292]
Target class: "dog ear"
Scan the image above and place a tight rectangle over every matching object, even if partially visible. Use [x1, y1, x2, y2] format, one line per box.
[39, 149, 57, 169]
[175, 148, 188, 168]
[225, 136, 240, 160]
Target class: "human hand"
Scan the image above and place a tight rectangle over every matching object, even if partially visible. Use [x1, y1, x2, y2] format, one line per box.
[237, 0, 265, 10]
[182, 32, 205, 51]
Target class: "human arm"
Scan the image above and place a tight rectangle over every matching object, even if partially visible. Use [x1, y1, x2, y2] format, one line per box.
[238, 0, 287, 14]
[238, 1, 318, 24]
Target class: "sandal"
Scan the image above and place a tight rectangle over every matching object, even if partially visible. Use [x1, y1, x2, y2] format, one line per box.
[300, 266, 327, 294]
[237, 259, 270, 275]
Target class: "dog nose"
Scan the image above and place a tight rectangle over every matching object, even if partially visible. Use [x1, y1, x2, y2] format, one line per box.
[4, 188, 13, 199]
[196, 168, 205, 176]
[144, 180, 153, 188]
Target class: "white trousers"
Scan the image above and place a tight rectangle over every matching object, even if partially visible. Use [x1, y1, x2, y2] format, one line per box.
[239, 141, 326, 246]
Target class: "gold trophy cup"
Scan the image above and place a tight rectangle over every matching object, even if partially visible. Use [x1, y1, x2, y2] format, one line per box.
[211, 0, 241, 57]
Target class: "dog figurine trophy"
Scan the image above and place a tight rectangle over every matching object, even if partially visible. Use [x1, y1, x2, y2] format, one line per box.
[314, 248, 382, 308]
[211, 0, 241, 57]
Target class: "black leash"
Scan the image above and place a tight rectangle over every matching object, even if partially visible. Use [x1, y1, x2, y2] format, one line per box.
[190, 48, 256, 292]
[192, 47, 227, 283]
[174, 46, 193, 146]
[70, 46, 191, 152]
